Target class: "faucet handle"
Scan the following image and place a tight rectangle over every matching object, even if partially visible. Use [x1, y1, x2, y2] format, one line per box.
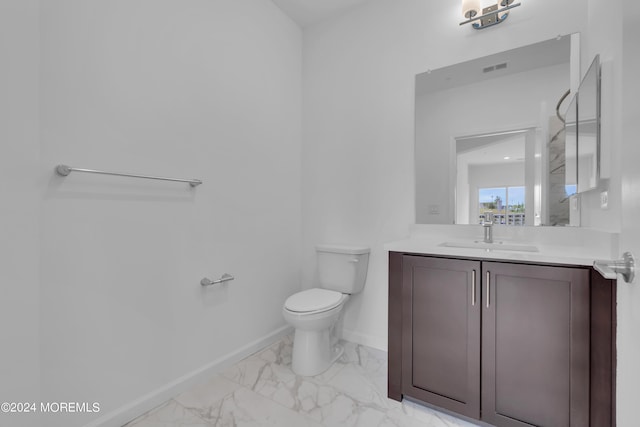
[484, 212, 494, 223]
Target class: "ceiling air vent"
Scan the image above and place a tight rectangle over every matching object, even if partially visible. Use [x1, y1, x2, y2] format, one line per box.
[483, 62, 508, 73]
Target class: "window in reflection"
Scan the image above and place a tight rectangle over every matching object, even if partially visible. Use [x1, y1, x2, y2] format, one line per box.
[479, 186, 526, 225]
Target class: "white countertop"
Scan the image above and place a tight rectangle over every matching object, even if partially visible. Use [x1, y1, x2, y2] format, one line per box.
[385, 225, 620, 267]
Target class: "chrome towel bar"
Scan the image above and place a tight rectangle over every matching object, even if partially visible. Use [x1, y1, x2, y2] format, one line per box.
[594, 252, 635, 283]
[201, 274, 234, 287]
[55, 164, 202, 187]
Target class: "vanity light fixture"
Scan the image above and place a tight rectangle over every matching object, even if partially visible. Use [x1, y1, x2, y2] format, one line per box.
[460, 0, 521, 29]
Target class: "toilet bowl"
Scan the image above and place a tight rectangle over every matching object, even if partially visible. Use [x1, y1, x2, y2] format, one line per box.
[282, 245, 369, 376]
[283, 289, 349, 376]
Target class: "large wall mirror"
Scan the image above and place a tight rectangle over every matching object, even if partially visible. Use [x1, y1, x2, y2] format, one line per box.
[415, 35, 577, 226]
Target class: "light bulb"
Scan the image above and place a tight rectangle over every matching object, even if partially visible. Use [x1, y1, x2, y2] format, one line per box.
[462, 0, 481, 19]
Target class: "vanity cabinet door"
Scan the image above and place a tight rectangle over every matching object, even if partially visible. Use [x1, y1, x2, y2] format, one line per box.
[402, 255, 481, 419]
[481, 262, 590, 427]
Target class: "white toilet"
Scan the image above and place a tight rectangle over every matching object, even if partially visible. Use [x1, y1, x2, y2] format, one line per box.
[283, 244, 370, 376]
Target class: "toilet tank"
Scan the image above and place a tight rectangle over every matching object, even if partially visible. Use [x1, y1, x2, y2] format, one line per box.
[316, 244, 370, 294]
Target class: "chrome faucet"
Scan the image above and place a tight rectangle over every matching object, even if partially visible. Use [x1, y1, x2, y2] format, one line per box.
[483, 212, 494, 243]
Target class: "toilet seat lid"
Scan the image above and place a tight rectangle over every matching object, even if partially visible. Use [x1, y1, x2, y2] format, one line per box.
[285, 288, 344, 313]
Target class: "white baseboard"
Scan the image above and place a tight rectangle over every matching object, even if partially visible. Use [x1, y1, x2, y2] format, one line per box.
[341, 328, 387, 352]
[84, 325, 293, 427]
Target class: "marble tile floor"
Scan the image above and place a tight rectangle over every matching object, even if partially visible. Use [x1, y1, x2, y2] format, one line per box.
[123, 335, 479, 427]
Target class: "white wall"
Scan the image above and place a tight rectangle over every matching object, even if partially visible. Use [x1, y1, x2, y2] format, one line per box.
[616, 0, 639, 425]
[0, 1, 41, 427]
[302, 0, 587, 350]
[35, 1, 301, 426]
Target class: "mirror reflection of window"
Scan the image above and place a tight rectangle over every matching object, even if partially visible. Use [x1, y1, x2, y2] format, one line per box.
[456, 130, 534, 225]
[479, 186, 525, 225]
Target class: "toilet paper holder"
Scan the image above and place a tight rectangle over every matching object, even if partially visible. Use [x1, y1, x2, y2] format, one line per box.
[201, 273, 235, 287]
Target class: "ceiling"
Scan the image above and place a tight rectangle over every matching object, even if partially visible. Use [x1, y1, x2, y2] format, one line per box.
[271, 0, 373, 27]
[457, 133, 526, 166]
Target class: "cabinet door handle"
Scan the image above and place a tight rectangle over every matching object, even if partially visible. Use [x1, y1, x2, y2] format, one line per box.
[471, 270, 476, 306]
[486, 271, 491, 308]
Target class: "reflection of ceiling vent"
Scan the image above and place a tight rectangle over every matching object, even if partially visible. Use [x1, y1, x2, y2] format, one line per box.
[483, 62, 508, 73]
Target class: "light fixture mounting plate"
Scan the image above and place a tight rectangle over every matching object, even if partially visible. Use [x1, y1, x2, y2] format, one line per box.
[459, 2, 521, 29]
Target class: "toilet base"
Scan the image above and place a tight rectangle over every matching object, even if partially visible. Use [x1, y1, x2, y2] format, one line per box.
[283, 293, 349, 377]
[291, 328, 344, 377]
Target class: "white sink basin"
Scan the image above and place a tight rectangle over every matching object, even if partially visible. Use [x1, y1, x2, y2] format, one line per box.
[439, 240, 539, 253]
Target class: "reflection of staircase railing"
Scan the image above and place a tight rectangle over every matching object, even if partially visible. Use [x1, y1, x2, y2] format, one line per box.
[479, 213, 525, 226]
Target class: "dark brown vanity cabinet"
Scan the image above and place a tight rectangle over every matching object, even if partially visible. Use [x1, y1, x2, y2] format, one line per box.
[388, 253, 616, 427]
[481, 262, 589, 427]
[400, 256, 481, 418]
